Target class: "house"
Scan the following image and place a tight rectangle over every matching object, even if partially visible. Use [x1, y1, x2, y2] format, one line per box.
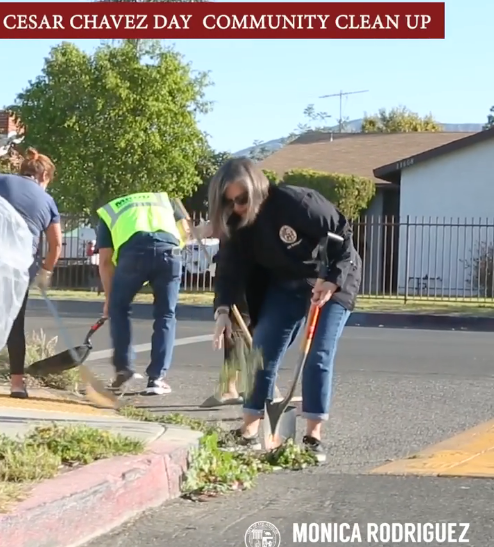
[260, 131, 477, 294]
[0, 111, 18, 135]
[374, 127, 494, 297]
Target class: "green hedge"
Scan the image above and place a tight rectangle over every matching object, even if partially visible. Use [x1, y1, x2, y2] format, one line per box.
[282, 169, 375, 219]
[185, 167, 375, 219]
[262, 169, 281, 184]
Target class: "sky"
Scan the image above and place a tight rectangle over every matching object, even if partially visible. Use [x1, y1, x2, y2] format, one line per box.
[0, 0, 492, 154]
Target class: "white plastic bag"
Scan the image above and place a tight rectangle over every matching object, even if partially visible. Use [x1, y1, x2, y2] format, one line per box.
[0, 196, 34, 350]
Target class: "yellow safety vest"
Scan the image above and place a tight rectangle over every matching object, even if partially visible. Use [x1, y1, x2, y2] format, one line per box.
[97, 192, 185, 264]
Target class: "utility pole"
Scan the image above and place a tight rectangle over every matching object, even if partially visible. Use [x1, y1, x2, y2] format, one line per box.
[319, 89, 369, 132]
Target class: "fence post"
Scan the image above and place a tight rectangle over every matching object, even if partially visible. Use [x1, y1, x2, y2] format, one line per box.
[404, 215, 410, 304]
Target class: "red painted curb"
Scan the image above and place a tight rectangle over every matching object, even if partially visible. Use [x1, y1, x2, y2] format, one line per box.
[0, 431, 201, 547]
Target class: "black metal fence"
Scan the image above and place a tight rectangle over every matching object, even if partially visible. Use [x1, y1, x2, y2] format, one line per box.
[41, 214, 494, 302]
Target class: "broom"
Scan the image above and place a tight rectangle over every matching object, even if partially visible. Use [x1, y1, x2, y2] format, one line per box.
[172, 198, 269, 405]
[217, 305, 263, 401]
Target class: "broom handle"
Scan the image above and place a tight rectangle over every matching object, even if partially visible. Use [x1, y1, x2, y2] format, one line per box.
[231, 304, 253, 348]
[173, 198, 252, 348]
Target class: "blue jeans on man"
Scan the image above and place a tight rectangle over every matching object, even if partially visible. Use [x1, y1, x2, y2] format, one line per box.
[108, 233, 181, 393]
[244, 280, 351, 420]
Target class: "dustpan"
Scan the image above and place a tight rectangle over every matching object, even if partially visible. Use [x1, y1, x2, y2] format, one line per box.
[26, 317, 107, 376]
[38, 289, 119, 409]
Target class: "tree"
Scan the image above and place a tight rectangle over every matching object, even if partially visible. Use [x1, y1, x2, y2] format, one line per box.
[285, 104, 335, 143]
[249, 140, 272, 162]
[10, 40, 211, 220]
[483, 106, 494, 130]
[361, 105, 441, 133]
[183, 148, 231, 215]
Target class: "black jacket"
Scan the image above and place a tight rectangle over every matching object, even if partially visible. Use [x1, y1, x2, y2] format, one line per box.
[213, 183, 362, 326]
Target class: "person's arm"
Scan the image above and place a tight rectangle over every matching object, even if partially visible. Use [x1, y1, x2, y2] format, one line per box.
[43, 200, 62, 272]
[171, 200, 192, 242]
[96, 221, 115, 301]
[295, 190, 355, 290]
[213, 234, 251, 316]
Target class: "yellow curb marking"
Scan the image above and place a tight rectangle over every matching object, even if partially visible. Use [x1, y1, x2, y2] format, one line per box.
[370, 419, 494, 478]
[0, 395, 117, 417]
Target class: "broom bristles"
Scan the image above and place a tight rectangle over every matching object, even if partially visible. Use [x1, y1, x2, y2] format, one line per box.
[216, 331, 263, 399]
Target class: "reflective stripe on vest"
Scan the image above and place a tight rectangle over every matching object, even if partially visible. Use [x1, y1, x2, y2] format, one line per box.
[97, 192, 184, 264]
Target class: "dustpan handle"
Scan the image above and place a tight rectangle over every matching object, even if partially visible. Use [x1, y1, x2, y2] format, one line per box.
[83, 317, 108, 347]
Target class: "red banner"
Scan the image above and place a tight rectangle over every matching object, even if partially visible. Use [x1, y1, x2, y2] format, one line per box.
[0, 2, 445, 39]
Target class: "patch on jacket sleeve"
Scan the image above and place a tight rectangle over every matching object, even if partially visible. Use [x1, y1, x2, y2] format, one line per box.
[279, 225, 297, 244]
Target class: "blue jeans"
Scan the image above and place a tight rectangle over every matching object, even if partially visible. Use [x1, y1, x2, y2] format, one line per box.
[244, 281, 351, 420]
[109, 235, 181, 379]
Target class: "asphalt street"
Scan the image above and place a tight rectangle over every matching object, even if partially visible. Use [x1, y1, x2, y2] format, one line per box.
[24, 302, 494, 546]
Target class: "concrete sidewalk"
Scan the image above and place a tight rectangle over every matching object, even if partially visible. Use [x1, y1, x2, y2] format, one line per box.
[0, 389, 201, 547]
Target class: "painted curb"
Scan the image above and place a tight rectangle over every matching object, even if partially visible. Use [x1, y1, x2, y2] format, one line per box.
[27, 298, 494, 332]
[369, 418, 494, 478]
[0, 427, 202, 547]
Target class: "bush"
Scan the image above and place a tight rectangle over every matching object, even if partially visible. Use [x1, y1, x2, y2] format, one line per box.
[262, 169, 281, 184]
[0, 330, 80, 392]
[463, 241, 494, 297]
[282, 168, 375, 219]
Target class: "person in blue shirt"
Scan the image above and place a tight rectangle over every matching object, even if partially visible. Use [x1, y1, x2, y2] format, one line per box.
[0, 148, 62, 398]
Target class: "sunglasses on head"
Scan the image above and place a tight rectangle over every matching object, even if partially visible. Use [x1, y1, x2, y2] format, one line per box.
[223, 191, 248, 207]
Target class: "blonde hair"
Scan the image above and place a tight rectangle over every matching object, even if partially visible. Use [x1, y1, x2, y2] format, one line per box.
[19, 147, 55, 183]
[208, 157, 270, 238]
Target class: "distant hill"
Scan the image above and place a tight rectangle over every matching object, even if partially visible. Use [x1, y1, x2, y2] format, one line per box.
[234, 120, 485, 157]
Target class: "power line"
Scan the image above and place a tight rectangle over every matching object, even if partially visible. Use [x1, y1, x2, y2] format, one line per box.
[318, 89, 369, 132]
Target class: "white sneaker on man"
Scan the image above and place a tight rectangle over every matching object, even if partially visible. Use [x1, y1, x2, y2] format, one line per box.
[145, 377, 172, 395]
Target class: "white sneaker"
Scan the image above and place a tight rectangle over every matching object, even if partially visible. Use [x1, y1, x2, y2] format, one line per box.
[145, 377, 172, 395]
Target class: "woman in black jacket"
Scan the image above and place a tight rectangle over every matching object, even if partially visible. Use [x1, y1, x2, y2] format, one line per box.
[208, 157, 362, 462]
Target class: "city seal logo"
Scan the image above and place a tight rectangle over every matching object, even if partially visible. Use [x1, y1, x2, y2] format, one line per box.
[245, 521, 281, 547]
[279, 225, 297, 244]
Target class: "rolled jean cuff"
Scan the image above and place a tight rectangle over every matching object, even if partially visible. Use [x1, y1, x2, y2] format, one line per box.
[243, 406, 265, 417]
[302, 412, 329, 421]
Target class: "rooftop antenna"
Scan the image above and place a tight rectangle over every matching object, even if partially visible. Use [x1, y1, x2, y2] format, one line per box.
[319, 89, 369, 132]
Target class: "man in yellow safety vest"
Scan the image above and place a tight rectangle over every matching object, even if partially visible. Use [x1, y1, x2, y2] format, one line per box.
[96, 191, 190, 395]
